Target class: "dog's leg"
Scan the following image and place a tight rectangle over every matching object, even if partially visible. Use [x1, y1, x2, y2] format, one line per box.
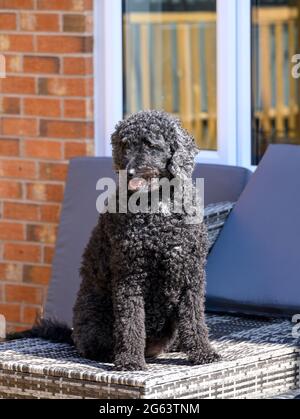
[73, 291, 114, 362]
[112, 286, 147, 371]
[178, 284, 220, 365]
[159, 243, 217, 362]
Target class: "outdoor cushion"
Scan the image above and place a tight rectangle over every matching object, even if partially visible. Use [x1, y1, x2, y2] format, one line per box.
[193, 163, 251, 206]
[45, 158, 251, 326]
[206, 144, 300, 317]
[0, 314, 299, 399]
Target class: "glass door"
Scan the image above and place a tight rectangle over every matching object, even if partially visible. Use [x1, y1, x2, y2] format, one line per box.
[123, 0, 218, 152]
[251, 0, 300, 165]
[95, 0, 253, 167]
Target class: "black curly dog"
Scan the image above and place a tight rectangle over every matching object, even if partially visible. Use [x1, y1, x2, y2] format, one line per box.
[8, 111, 219, 371]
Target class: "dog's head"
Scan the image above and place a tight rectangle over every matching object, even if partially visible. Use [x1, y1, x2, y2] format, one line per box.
[111, 110, 199, 191]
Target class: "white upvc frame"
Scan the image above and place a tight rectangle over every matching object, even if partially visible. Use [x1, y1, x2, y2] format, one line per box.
[207, 0, 251, 168]
[94, 0, 123, 156]
[209, 0, 238, 166]
[94, 0, 252, 168]
[236, 0, 252, 169]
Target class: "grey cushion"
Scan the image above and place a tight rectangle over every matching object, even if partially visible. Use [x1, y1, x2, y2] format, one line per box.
[206, 145, 300, 317]
[193, 164, 251, 206]
[45, 158, 251, 326]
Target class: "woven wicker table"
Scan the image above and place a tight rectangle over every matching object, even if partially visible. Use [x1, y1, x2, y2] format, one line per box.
[0, 314, 299, 399]
[273, 390, 300, 399]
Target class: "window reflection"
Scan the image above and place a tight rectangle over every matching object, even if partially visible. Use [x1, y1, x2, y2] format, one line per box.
[123, 0, 217, 150]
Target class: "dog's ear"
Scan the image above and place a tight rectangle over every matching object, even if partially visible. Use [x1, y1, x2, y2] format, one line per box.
[111, 129, 126, 171]
[168, 126, 199, 180]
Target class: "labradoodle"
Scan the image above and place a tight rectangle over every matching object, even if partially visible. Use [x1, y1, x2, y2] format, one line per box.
[8, 110, 219, 371]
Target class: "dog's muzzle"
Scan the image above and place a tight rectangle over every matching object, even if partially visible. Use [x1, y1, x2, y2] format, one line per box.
[128, 177, 148, 191]
[127, 168, 160, 192]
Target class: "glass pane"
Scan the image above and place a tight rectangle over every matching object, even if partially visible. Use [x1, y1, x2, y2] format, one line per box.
[251, 0, 300, 165]
[123, 0, 217, 151]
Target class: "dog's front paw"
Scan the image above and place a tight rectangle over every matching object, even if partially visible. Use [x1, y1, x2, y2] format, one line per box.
[188, 347, 220, 365]
[114, 356, 147, 371]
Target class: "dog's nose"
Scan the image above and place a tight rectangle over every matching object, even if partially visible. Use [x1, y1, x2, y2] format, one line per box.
[128, 168, 136, 178]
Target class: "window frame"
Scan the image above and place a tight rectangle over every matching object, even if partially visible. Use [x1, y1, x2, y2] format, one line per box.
[94, 0, 123, 157]
[94, 0, 253, 168]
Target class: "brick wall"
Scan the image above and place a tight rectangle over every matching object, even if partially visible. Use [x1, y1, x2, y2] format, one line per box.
[0, 0, 94, 332]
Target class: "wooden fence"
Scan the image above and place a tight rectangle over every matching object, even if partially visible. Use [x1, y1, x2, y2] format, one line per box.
[252, 6, 299, 145]
[123, 7, 299, 151]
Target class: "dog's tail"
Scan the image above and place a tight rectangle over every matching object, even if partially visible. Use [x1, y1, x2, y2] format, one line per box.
[6, 318, 73, 345]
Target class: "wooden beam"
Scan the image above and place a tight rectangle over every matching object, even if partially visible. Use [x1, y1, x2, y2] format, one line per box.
[126, 12, 216, 24]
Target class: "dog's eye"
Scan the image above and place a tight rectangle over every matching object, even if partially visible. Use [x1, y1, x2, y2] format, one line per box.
[142, 137, 156, 148]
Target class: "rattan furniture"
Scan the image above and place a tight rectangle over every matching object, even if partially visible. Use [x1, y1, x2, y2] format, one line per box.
[3, 157, 297, 399]
[0, 314, 299, 399]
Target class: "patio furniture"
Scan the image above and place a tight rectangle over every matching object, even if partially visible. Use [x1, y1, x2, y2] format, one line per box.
[0, 153, 299, 399]
[207, 145, 300, 317]
[0, 314, 298, 399]
[46, 158, 251, 325]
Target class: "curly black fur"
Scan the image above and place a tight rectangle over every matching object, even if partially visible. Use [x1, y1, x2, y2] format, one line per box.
[7, 111, 219, 371]
[72, 110, 219, 370]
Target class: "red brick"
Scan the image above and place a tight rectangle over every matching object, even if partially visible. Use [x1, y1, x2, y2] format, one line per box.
[6, 284, 43, 304]
[23, 265, 51, 285]
[0, 13, 17, 30]
[64, 99, 93, 119]
[39, 162, 68, 181]
[3, 202, 39, 222]
[38, 77, 90, 97]
[0, 222, 24, 241]
[0, 97, 21, 115]
[0, 0, 94, 333]
[64, 141, 93, 158]
[27, 224, 57, 244]
[63, 56, 93, 75]
[44, 246, 54, 264]
[24, 98, 61, 118]
[0, 34, 33, 52]
[64, 99, 85, 118]
[6, 55, 23, 73]
[26, 183, 64, 203]
[22, 305, 42, 324]
[20, 13, 60, 32]
[37, 0, 93, 11]
[63, 14, 86, 32]
[0, 138, 20, 156]
[86, 77, 93, 96]
[40, 120, 93, 139]
[0, 160, 36, 179]
[0, 263, 22, 282]
[85, 14, 93, 32]
[0, 76, 35, 95]
[0, 304, 20, 323]
[40, 203, 61, 223]
[4, 243, 41, 263]
[24, 139, 62, 159]
[37, 35, 92, 54]
[7, 325, 29, 333]
[0, 180, 22, 199]
[24, 56, 60, 74]
[2, 118, 38, 137]
[0, 0, 33, 8]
